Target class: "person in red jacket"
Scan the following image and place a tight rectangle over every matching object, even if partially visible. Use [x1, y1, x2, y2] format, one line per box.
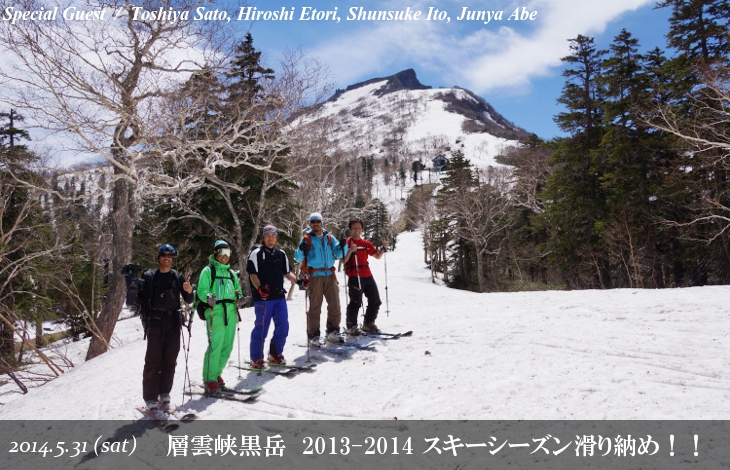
[342, 218, 388, 335]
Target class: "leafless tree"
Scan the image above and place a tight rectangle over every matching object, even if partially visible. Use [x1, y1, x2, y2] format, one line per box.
[0, 0, 303, 360]
[158, 50, 332, 303]
[505, 144, 553, 215]
[0, 155, 66, 376]
[287, 114, 356, 234]
[645, 63, 730, 242]
[416, 193, 439, 283]
[449, 166, 514, 292]
[603, 210, 644, 288]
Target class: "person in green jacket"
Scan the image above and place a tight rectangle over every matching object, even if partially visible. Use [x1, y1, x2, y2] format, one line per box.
[197, 240, 242, 394]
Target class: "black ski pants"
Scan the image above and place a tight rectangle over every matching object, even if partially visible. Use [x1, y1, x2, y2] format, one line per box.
[142, 315, 181, 403]
[346, 276, 381, 328]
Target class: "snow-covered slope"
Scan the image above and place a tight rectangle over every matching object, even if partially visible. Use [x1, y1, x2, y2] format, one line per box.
[1, 230, 729, 420]
[297, 69, 528, 170]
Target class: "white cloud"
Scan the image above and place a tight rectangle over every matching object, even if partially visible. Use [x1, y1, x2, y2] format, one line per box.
[307, 0, 654, 93]
[462, 0, 655, 93]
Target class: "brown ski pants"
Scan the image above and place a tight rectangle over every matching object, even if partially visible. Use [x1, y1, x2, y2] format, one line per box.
[307, 274, 341, 336]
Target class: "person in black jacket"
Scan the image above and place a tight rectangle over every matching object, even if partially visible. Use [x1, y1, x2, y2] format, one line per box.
[247, 225, 298, 367]
[137, 244, 193, 414]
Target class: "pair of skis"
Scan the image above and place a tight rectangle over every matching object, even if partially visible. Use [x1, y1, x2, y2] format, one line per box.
[137, 385, 266, 429]
[135, 407, 197, 432]
[295, 338, 366, 354]
[190, 385, 264, 402]
[297, 330, 413, 354]
[236, 362, 317, 375]
[338, 339, 378, 349]
[359, 330, 413, 340]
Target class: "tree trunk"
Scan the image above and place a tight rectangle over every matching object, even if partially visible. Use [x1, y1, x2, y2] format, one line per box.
[475, 249, 486, 292]
[234, 245, 252, 307]
[673, 259, 685, 287]
[650, 239, 665, 289]
[0, 322, 12, 365]
[35, 318, 43, 349]
[652, 255, 665, 288]
[721, 231, 730, 283]
[441, 245, 449, 283]
[86, 175, 133, 360]
[240, 232, 259, 304]
[0, 288, 14, 365]
[430, 249, 436, 283]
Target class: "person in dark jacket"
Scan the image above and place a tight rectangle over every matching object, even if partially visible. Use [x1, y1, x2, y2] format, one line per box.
[247, 225, 298, 367]
[137, 244, 193, 414]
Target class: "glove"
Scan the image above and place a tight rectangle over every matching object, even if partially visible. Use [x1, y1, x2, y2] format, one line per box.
[206, 293, 217, 307]
[298, 241, 311, 253]
[258, 285, 270, 300]
[296, 277, 309, 289]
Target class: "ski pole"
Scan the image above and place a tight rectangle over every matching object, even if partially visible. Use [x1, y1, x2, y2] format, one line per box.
[234, 280, 242, 378]
[186, 319, 193, 400]
[181, 277, 194, 403]
[179, 325, 185, 403]
[237, 313, 242, 380]
[354, 251, 366, 324]
[384, 245, 390, 317]
[258, 299, 266, 376]
[205, 309, 213, 393]
[305, 283, 310, 362]
[340, 231, 348, 320]
[180, 319, 191, 405]
[185, 303, 194, 399]
[342, 263, 347, 315]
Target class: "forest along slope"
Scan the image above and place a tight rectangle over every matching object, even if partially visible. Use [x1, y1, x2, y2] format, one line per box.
[0, 231, 728, 419]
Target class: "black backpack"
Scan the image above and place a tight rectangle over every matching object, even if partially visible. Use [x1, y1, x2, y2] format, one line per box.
[121, 263, 143, 307]
[137, 269, 183, 336]
[194, 264, 234, 320]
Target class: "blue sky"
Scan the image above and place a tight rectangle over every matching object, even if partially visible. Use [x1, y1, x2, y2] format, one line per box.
[241, 0, 673, 140]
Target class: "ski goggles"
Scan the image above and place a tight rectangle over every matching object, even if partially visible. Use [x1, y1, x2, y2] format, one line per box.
[216, 248, 231, 257]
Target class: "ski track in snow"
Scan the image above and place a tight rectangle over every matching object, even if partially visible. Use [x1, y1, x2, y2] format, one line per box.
[1, 230, 730, 420]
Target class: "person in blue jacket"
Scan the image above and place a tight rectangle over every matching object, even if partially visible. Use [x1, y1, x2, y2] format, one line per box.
[294, 212, 348, 344]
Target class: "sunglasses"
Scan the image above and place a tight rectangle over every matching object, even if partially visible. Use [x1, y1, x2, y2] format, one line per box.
[217, 248, 231, 257]
[310, 219, 322, 224]
[159, 253, 175, 259]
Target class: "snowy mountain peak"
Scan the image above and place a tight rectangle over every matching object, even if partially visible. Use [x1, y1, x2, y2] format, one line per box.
[328, 69, 431, 102]
[297, 69, 530, 175]
[290, 69, 532, 219]
[323, 69, 529, 142]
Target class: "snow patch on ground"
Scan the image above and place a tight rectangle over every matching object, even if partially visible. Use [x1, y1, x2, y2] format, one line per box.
[1, 230, 728, 420]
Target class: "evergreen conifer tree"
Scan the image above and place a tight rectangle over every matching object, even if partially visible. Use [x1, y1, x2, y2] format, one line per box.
[536, 36, 610, 288]
[657, 0, 730, 61]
